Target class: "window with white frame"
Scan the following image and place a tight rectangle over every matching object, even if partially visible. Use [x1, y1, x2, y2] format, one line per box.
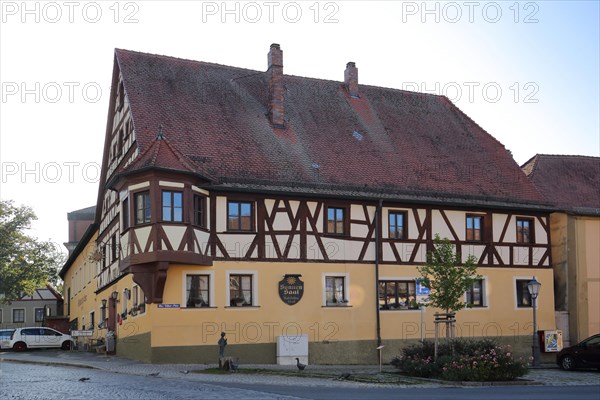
[226, 271, 257, 307]
[132, 286, 139, 308]
[378, 280, 418, 310]
[466, 278, 486, 307]
[122, 288, 129, 316]
[323, 273, 350, 306]
[185, 274, 210, 308]
[515, 279, 533, 308]
[12, 308, 25, 323]
[131, 285, 145, 314]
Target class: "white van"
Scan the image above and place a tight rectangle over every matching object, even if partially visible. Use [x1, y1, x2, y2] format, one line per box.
[0, 327, 73, 352]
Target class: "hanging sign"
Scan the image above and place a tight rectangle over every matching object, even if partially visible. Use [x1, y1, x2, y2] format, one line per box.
[278, 274, 304, 305]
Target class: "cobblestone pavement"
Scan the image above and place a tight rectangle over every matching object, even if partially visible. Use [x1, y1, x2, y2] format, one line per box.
[1, 349, 599, 388]
[2, 361, 303, 400]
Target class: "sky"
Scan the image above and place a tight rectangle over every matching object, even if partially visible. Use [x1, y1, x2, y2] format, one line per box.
[0, 0, 599, 254]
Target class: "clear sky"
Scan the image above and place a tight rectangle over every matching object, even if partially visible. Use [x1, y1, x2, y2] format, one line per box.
[1, 0, 598, 253]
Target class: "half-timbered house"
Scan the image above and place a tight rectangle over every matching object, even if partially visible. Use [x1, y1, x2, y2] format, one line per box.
[60, 45, 558, 363]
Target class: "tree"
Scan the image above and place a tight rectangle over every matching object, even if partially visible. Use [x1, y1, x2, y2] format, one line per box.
[418, 234, 481, 314]
[0, 200, 65, 303]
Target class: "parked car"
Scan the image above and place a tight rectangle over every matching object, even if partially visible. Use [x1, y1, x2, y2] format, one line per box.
[557, 333, 600, 371]
[0, 327, 74, 352]
[0, 329, 16, 349]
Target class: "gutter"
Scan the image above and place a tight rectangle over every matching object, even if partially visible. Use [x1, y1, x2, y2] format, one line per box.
[375, 199, 382, 347]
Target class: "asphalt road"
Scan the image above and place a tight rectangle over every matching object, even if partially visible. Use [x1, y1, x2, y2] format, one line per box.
[1, 361, 599, 400]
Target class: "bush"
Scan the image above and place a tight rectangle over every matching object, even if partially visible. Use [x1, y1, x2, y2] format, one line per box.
[392, 339, 529, 382]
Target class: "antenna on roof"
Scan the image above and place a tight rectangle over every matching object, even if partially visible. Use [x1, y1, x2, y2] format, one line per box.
[157, 124, 165, 140]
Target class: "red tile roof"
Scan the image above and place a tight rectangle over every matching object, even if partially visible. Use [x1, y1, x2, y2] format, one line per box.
[114, 48, 546, 207]
[522, 154, 600, 214]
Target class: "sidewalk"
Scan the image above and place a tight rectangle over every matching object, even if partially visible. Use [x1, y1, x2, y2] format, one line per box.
[1, 349, 599, 388]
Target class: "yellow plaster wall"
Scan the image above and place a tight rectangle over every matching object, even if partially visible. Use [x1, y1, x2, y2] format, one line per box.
[379, 266, 555, 341]
[152, 262, 377, 348]
[576, 216, 600, 338]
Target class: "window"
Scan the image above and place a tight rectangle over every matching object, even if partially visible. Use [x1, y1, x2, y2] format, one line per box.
[122, 289, 129, 316]
[162, 191, 183, 222]
[135, 191, 151, 224]
[325, 275, 349, 306]
[227, 201, 253, 231]
[378, 280, 417, 310]
[516, 218, 534, 243]
[13, 308, 25, 323]
[132, 286, 145, 314]
[111, 234, 118, 262]
[117, 129, 124, 156]
[117, 81, 125, 111]
[194, 195, 206, 227]
[186, 275, 210, 307]
[100, 301, 107, 322]
[516, 279, 533, 307]
[133, 286, 139, 308]
[122, 197, 129, 230]
[389, 211, 407, 239]
[326, 206, 346, 235]
[229, 274, 253, 306]
[35, 307, 45, 322]
[0, 309, 3, 323]
[466, 215, 483, 241]
[89, 311, 95, 330]
[466, 279, 485, 307]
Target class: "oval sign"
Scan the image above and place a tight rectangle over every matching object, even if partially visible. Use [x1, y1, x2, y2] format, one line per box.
[279, 274, 304, 305]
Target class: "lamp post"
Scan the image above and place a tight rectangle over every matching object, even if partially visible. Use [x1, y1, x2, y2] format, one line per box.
[527, 276, 541, 367]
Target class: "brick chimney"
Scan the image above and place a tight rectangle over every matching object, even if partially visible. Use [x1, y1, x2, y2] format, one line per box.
[267, 43, 284, 128]
[344, 62, 359, 98]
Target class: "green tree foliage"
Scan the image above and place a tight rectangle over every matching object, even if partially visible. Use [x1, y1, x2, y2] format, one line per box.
[418, 235, 481, 313]
[0, 200, 65, 303]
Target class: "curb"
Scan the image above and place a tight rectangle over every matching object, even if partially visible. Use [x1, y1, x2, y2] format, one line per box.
[1, 357, 100, 370]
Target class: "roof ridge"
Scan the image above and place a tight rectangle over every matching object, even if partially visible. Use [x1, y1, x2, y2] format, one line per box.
[115, 48, 445, 100]
[115, 48, 262, 75]
[534, 154, 600, 160]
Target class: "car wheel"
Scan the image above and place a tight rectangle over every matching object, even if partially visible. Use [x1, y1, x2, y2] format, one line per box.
[13, 342, 27, 352]
[61, 340, 73, 350]
[560, 355, 576, 371]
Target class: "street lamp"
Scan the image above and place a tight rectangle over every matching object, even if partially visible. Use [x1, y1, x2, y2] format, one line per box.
[527, 276, 541, 367]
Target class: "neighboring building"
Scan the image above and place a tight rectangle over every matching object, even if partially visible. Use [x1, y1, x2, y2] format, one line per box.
[64, 205, 96, 255]
[60, 45, 557, 364]
[0, 285, 63, 329]
[523, 154, 600, 344]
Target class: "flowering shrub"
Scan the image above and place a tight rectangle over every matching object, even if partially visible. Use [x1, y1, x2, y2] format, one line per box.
[391, 339, 529, 382]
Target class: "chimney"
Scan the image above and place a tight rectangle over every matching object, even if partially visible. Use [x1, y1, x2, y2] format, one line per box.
[344, 62, 359, 98]
[267, 43, 284, 128]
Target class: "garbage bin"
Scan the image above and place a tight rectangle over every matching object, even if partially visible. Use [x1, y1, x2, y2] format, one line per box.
[106, 331, 115, 353]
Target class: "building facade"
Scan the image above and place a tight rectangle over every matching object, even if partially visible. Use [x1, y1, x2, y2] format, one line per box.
[0, 285, 63, 329]
[61, 45, 557, 363]
[523, 154, 600, 345]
